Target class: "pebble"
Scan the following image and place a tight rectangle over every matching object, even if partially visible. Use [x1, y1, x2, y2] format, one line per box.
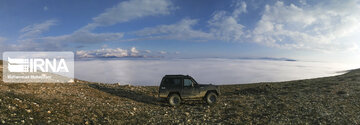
[26, 109, 32, 113]
[8, 105, 16, 110]
[33, 102, 39, 107]
[47, 111, 51, 114]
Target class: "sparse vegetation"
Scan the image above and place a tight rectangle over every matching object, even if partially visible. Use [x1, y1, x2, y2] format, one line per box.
[0, 62, 360, 124]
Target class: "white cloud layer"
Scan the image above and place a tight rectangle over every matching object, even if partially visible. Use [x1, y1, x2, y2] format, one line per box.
[133, 0, 248, 42]
[4, 0, 360, 53]
[130, 47, 139, 56]
[19, 19, 57, 38]
[208, 10, 245, 41]
[6, 0, 175, 51]
[76, 47, 146, 58]
[252, 1, 360, 51]
[82, 0, 174, 31]
[43, 31, 124, 43]
[133, 0, 360, 52]
[9, 31, 124, 51]
[135, 19, 213, 41]
[159, 51, 167, 54]
[232, 1, 247, 18]
[75, 59, 359, 85]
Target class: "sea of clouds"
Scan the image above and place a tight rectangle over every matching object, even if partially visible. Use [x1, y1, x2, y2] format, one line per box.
[74, 58, 359, 86]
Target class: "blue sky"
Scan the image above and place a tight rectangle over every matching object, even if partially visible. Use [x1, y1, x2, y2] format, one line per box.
[0, 0, 360, 63]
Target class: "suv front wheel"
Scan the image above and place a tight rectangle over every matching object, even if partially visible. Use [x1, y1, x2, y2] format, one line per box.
[168, 94, 181, 106]
[205, 92, 217, 105]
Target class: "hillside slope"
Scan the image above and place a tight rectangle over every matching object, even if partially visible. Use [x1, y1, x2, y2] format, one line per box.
[0, 61, 360, 124]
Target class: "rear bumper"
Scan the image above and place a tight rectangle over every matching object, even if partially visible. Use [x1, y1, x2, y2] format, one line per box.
[158, 92, 168, 98]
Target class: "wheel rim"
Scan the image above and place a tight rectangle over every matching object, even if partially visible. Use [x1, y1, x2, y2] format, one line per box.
[173, 97, 179, 104]
[209, 95, 216, 103]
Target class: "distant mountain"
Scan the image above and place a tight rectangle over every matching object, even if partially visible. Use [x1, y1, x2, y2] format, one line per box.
[237, 57, 297, 61]
[191, 57, 297, 61]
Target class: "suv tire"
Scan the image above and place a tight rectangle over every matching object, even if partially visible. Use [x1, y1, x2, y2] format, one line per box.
[168, 94, 181, 106]
[205, 92, 217, 105]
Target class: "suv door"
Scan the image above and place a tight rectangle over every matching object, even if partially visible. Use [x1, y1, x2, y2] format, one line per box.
[181, 78, 200, 98]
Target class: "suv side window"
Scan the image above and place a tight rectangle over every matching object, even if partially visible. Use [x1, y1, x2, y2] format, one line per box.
[163, 78, 181, 87]
[173, 78, 181, 86]
[184, 79, 193, 87]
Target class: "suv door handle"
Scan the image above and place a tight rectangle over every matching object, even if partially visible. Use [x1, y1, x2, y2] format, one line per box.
[161, 87, 166, 89]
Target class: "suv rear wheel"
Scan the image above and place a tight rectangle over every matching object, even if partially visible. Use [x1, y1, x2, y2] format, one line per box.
[168, 94, 181, 106]
[205, 92, 217, 105]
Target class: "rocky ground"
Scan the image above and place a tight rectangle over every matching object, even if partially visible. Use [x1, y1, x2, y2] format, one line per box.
[1, 61, 360, 124]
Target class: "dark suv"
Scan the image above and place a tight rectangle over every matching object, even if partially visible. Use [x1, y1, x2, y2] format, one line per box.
[158, 75, 220, 106]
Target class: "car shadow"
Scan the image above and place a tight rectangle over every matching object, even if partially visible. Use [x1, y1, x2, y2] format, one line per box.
[181, 100, 208, 106]
[88, 83, 214, 107]
[88, 83, 165, 106]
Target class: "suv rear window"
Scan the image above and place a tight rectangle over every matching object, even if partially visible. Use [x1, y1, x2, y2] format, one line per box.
[162, 77, 181, 87]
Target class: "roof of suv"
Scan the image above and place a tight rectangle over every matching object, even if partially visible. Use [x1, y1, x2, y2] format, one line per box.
[164, 75, 189, 77]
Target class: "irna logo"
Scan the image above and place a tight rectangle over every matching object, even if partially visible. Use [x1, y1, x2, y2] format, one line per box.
[8, 57, 69, 73]
[3, 51, 74, 83]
